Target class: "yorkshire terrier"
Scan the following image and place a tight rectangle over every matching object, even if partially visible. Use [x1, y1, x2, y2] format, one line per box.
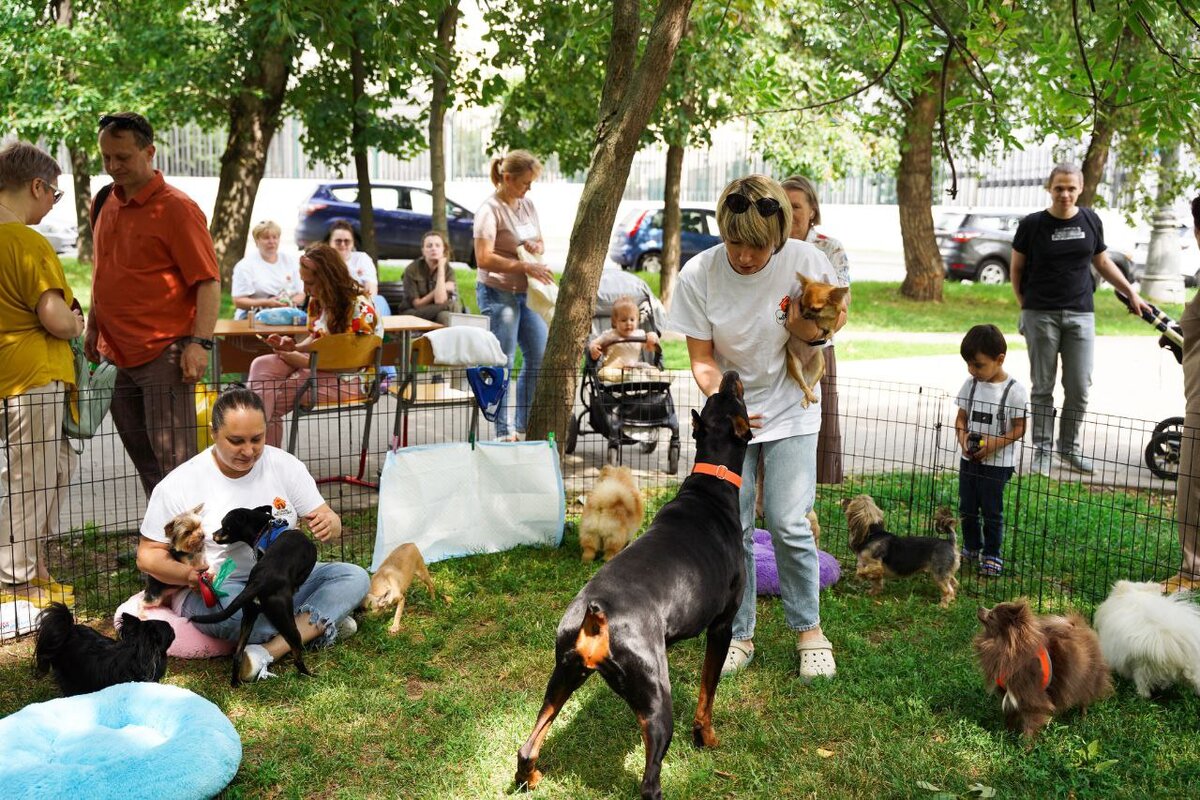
[784, 274, 849, 407]
[578, 465, 645, 562]
[34, 602, 175, 697]
[141, 503, 208, 610]
[975, 600, 1112, 739]
[364, 543, 437, 635]
[842, 494, 960, 607]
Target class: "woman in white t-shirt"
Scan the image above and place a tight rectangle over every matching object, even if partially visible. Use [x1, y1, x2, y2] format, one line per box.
[327, 220, 392, 316]
[670, 174, 846, 682]
[230, 220, 304, 320]
[136, 385, 369, 683]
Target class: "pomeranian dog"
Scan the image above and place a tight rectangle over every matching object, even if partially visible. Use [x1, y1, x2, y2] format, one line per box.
[1094, 580, 1200, 698]
[784, 274, 849, 407]
[842, 494, 960, 607]
[578, 465, 644, 562]
[364, 543, 437, 634]
[141, 503, 208, 610]
[974, 600, 1112, 738]
[34, 602, 175, 696]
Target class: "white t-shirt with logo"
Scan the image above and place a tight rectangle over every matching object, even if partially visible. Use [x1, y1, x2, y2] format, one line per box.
[669, 240, 837, 443]
[230, 251, 302, 320]
[346, 251, 378, 290]
[954, 377, 1029, 468]
[141, 445, 326, 610]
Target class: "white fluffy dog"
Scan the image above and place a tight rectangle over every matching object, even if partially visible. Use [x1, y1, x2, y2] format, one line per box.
[1094, 580, 1200, 698]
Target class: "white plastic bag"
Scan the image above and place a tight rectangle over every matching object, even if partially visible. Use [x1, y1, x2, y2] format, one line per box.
[372, 440, 565, 568]
[520, 246, 558, 325]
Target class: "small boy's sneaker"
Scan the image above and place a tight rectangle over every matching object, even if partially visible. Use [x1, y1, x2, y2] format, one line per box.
[960, 548, 979, 563]
[979, 556, 1004, 577]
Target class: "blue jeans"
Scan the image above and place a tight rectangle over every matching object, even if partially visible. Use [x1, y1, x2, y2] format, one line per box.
[958, 460, 1014, 558]
[372, 294, 397, 381]
[476, 283, 547, 437]
[181, 562, 369, 648]
[733, 433, 820, 640]
[1020, 309, 1094, 456]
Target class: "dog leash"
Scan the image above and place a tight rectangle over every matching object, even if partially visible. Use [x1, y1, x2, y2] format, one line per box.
[996, 646, 1053, 691]
[692, 462, 743, 488]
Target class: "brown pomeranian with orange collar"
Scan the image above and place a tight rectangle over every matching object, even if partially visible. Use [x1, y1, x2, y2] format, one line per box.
[784, 274, 849, 407]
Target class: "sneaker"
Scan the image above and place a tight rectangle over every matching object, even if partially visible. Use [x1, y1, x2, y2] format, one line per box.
[1058, 452, 1095, 474]
[1031, 450, 1052, 477]
[335, 615, 358, 640]
[721, 639, 755, 676]
[960, 548, 979, 563]
[979, 556, 1004, 577]
[238, 643, 276, 682]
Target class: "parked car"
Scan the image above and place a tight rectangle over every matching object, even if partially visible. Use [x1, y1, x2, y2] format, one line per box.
[608, 204, 720, 272]
[32, 220, 78, 254]
[295, 182, 476, 264]
[936, 209, 1134, 285]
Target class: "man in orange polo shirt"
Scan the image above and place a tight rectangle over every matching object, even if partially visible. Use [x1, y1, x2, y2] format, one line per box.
[85, 112, 220, 497]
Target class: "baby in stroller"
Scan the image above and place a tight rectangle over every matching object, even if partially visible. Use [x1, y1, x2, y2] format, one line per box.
[589, 295, 661, 383]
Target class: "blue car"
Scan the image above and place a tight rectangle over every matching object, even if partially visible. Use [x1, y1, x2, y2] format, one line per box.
[607, 205, 720, 272]
[295, 182, 476, 264]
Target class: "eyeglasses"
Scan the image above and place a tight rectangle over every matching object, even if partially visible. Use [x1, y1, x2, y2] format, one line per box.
[98, 113, 154, 141]
[40, 179, 63, 204]
[723, 192, 782, 217]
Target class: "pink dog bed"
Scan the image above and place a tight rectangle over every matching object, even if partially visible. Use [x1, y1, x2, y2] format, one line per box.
[114, 594, 235, 659]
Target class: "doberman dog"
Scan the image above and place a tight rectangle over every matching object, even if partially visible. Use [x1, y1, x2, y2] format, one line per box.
[190, 505, 317, 686]
[516, 371, 752, 800]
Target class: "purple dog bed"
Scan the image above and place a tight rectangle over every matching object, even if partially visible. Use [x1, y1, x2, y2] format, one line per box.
[754, 528, 841, 595]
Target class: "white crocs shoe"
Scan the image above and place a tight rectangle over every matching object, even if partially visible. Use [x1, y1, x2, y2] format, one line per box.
[796, 635, 836, 683]
[721, 639, 755, 676]
[238, 643, 276, 682]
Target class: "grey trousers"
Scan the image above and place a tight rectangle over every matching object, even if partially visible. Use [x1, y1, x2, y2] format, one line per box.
[1176, 295, 1200, 580]
[1020, 309, 1094, 456]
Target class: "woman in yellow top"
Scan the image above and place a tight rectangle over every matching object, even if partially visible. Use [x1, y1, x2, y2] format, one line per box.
[0, 142, 85, 605]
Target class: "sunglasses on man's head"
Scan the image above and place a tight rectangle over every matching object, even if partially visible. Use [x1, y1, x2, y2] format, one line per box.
[723, 192, 781, 217]
[97, 114, 153, 139]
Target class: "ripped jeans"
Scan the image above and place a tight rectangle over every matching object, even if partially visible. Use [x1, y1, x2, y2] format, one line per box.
[180, 562, 369, 648]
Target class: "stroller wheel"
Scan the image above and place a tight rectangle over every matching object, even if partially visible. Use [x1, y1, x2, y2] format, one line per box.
[607, 443, 620, 466]
[565, 414, 580, 454]
[667, 441, 680, 475]
[1146, 429, 1182, 480]
[1153, 416, 1185, 439]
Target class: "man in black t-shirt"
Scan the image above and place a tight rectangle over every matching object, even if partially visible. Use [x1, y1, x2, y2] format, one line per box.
[1010, 163, 1147, 476]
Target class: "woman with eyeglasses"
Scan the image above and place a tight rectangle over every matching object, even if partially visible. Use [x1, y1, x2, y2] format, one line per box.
[669, 174, 847, 682]
[231, 220, 305, 320]
[326, 220, 392, 317]
[0, 142, 84, 607]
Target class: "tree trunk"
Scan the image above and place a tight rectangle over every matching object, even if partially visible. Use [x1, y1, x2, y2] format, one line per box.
[526, 0, 695, 447]
[70, 146, 93, 264]
[350, 33, 377, 261]
[1078, 111, 1114, 209]
[660, 141, 684, 310]
[897, 84, 944, 302]
[429, 1, 460, 240]
[209, 38, 293, 288]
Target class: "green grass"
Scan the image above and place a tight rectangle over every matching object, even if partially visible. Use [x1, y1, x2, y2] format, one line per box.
[4, 473, 1196, 799]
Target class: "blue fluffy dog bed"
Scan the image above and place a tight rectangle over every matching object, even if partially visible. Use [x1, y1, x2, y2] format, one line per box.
[0, 682, 241, 800]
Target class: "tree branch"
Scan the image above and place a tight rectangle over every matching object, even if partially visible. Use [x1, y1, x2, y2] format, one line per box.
[1135, 11, 1200, 76]
[1071, 0, 1100, 124]
[937, 43, 958, 199]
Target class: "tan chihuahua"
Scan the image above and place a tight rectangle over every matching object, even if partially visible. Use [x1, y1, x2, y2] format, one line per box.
[365, 543, 436, 634]
[784, 274, 848, 407]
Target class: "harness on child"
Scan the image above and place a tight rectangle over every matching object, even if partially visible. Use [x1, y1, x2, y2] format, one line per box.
[966, 378, 1016, 431]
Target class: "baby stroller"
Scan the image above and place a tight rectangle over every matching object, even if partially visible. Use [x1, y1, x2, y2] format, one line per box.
[564, 270, 681, 473]
[1117, 291, 1185, 479]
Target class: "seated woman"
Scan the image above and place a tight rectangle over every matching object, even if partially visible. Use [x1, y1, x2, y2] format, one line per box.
[326, 220, 391, 316]
[246, 243, 383, 448]
[401, 230, 463, 322]
[230, 220, 304, 320]
[135, 385, 369, 683]
[588, 295, 660, 383]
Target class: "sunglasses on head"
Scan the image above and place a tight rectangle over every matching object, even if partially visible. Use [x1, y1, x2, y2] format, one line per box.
[98, 114, 153, 139]
[723, 192, 781, 217]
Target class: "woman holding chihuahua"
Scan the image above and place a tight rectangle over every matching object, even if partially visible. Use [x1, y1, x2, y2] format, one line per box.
[246, 243, 383, 448]
[670, 174, 846, 681]
[136, 385, 369, 683]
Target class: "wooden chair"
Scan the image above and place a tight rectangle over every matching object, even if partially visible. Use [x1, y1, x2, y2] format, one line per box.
[286, 333, 384, 488]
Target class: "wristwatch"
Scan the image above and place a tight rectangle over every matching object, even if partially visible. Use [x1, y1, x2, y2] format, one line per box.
[186, 336, 215, 351]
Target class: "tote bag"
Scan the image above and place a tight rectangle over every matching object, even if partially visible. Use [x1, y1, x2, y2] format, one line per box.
[63, 336, 117, 450]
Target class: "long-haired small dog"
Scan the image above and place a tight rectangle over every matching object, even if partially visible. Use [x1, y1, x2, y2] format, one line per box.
[975, 600, 1112, 738]
[141, 503, 208, 610]
[34, 602, 175, 696]
[784, 274, 849, 407]
[842, 494, 960, 607]
[364, 543, 437, 634]
[578, 465, 644, 562]
[1094, 580, 1200, 698]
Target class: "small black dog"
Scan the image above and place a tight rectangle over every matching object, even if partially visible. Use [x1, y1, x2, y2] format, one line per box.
[190, 505, 317, 686]
[34, 602, 175, 696]
[516, 371, 753, 800]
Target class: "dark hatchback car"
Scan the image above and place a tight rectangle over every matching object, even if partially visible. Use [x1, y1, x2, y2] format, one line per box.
[295, 182, 476, 264]
[608, 205, 720, 272]
[937, 209, 1134, 285]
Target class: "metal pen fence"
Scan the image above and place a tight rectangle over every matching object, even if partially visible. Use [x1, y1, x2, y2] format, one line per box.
[0, 369, 1185, 635]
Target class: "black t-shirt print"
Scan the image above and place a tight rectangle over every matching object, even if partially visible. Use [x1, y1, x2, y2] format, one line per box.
[1012, 208, 1106, 313]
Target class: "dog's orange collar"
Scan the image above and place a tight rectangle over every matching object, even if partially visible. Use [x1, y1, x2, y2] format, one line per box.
[692, 462, 742, 488]
[997, 646, 1053, 691]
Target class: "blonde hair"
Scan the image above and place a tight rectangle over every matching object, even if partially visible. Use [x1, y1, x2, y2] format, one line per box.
[716, 174, 791, 252]
[1046, 162, 1084, 189]
[610, 295, 639, 326]
[251, 220, 282, 242]
[489, 150, 543, 188]
[780, 175, 821, 227]
[0, 140, 60, 191]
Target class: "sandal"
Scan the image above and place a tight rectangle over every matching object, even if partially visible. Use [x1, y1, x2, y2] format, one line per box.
[721, 639, 754, 676]
[796, 635, 837, 682]
[979, 556, 1004, 577]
